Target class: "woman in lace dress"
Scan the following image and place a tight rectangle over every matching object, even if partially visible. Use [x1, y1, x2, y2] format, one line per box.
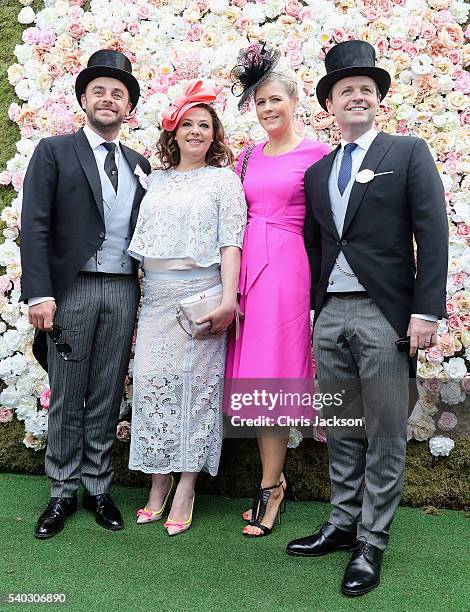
[128, 80, 246, 536]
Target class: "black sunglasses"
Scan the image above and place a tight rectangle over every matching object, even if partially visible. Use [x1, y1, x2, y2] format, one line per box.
[48, 324, 84, 363]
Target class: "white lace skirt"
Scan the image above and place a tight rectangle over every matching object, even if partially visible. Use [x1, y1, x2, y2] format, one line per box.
[129, 268, 225, 476]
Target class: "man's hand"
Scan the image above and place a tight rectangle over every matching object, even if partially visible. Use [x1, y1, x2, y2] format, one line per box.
[28, 300, 56, 331]
[406, 317, 438, 357]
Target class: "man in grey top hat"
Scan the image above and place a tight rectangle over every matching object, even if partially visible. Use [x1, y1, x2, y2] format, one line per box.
[286, 41, 448, 595]
[20, 49, 151, 538]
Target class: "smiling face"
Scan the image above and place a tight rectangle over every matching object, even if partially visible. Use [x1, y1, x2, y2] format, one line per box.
[174, 106, 213, 167]
[326, 75, 380, 140]
[254, 79, 298, 138]
[81, 76, 131, 139]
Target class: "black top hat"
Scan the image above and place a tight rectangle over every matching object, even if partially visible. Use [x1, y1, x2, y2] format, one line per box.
[316, 41, 391, 111]
[75, 49, 140, 111]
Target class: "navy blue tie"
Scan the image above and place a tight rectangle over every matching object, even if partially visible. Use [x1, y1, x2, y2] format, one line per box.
[337, 143, 358, 196]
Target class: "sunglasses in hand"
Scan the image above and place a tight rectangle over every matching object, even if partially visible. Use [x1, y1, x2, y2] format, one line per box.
[48, 324, 84, 363]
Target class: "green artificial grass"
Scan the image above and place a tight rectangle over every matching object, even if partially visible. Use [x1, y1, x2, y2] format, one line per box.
[1, 472, 469, 612]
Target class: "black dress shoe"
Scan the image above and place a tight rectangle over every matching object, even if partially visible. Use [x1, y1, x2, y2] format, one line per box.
[341, 540, 383, 596]
[286, 522, 356, 557]
[83, 493, 123, 531]
[34, 496, 77, 539]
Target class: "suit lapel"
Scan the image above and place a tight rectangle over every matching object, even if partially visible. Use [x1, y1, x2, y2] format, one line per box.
[72, 128, 104, 221]
[317, 146, 341, 240]
[120, 144, 145, 210]
[342, 131, 393, 236]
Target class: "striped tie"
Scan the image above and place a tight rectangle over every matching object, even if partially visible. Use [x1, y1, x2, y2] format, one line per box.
[337, 143, 358, 196]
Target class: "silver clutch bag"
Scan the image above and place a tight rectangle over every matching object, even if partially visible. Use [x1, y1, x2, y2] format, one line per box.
[176, 283, 239, 339]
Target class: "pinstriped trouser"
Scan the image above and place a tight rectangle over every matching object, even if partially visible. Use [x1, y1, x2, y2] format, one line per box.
[46, 273, 140, 497]
[313, 294, 409, 551]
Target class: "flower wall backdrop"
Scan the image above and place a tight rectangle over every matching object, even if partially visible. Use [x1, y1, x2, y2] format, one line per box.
[0, 0, 469, 455]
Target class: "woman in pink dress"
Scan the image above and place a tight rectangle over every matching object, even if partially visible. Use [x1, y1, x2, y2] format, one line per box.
[226, 43, 330, 537]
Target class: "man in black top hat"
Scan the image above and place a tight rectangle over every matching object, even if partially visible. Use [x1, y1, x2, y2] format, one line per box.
[286, 41, 448, 595]
[20, 49, 151, 539]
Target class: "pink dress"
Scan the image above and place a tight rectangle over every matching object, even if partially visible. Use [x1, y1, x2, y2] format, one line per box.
[225, 139, 330, 416]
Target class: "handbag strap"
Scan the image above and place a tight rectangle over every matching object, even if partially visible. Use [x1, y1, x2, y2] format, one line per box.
[240, 145, 254, 184]
[176, 308, 192, 337]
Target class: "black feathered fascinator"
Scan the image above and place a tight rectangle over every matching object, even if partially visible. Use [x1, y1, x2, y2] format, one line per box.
[231, 42, 281, 110]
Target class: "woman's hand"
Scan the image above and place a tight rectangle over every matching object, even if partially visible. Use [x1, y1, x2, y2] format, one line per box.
[197, 301, 236, 334]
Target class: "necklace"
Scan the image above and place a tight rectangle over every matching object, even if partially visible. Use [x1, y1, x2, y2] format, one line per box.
[264, 137, 302, 156]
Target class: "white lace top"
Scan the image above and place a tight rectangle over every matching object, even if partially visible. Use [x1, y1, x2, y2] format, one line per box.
[128, 165, 247, 267]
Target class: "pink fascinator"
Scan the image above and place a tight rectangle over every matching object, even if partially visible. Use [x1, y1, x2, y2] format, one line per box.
[161, 79, 223, 131]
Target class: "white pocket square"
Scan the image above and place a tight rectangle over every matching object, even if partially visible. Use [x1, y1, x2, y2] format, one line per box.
[134, 164, 149, 190]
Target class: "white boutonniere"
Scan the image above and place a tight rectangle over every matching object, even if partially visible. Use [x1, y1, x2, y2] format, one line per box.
[134, 164, 149, 190]
[355, 169, 394, 184]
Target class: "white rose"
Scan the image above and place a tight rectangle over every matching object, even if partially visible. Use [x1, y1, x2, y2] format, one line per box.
[264, 0, 284, 19]
[15, 396, 38, 420]
[241, 3, 266, 23]
[443, 357, 467, 379]
[209, 0, 230, 14]
[18, 6, 36, 24]
[452, 201, 470, 224]
[8, 354, 29, 375]
[440, 381, 465, 406]
[460, 248, 470, 273]
[429, 435, 454, 457]
[3, 228, 19, 241]
[7, 64, 25, 86]
[0, 240, 20, 266]
[23, 432, 47, 451]
[24, 411, 48, 436]
[411, 54, 433, 76]
[15, 79, 35, 101]
[14, 43, 33, 63]
[449, 0, 469, 23]
[0, 322, 6, 334]
[0, 386, 20, 408]
[16, 139, 35, 157]
[3, 330, 23, 353]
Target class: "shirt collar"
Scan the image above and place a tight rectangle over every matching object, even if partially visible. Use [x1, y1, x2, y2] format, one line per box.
[340, 128, 378, 153]
[83, 124, 120, 151]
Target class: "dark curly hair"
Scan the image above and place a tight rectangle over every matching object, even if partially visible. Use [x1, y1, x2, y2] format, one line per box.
[157, 103, 234, 169]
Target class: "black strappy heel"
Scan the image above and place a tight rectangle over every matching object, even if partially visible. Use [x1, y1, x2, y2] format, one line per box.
[243, 481, 287, 538]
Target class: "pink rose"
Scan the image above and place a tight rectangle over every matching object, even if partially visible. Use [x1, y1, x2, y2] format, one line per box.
[138, 5, 150, 19]
[70, 5, 84, 19]
[0, 171, 12, 186]
[333, 29, 346, 43]
[396, 120, 409, 135]
[116, 421, 131, 442]
[39, 388, 51, 409]
[286, 50, 303, 70]
[451, 273, 466, 289]
[460, 314, 470, 329]
[285, 0, 302, 18]
[426, 346, 444, 362]
[424, 378, 442, 395]
[20, 126, 34, 139]
[365, 7, 379, 20]
[236, 17, 252, 30]
[48, 63, 65, 78]
[284, 37, 301, 52]
[376, 38, 389, 52]
[457, 223, 470, 237]
[421, 22, 437, 40]
[405, 43, 418, 56]
[112, 20, 125, 35]
[346, 32, 359, 41]
[127, 22, 140, 35]
[39, 30, 57, 46]
[0, 275, 12, 293]
[446, 299, 458, 314]
[438, 411, 458, 431]
[126, 114, 139, 128]
[299, 7, 314, 20]
[448, 314, 463, 330]
[433, 10, 453, 27]
[461, 108, 470, 127]
[67, 22, 86, 40]
[455, 71, 470, 94]
[389, 37, 404, 50]
[22, 27, 40, 45]
[12, 174, 24, 191]
[70, 0, 85, 5]
[196, 0, 209, 12]
[8, 103, 20, 121]
[187, 24, 203, 41]
[0, 408, 14, 424]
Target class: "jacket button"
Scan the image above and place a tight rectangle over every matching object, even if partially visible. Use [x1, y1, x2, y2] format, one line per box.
[99, 232, 105, 239]
[341, 239, 348, 246]
[336, 241, 340, 246]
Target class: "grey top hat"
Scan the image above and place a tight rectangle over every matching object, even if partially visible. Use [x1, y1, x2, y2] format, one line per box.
[316, 41, 391, 111]
[75, 49, 140, 111]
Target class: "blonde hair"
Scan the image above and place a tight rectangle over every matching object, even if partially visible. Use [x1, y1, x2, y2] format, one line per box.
[255, 71, 298, 100]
